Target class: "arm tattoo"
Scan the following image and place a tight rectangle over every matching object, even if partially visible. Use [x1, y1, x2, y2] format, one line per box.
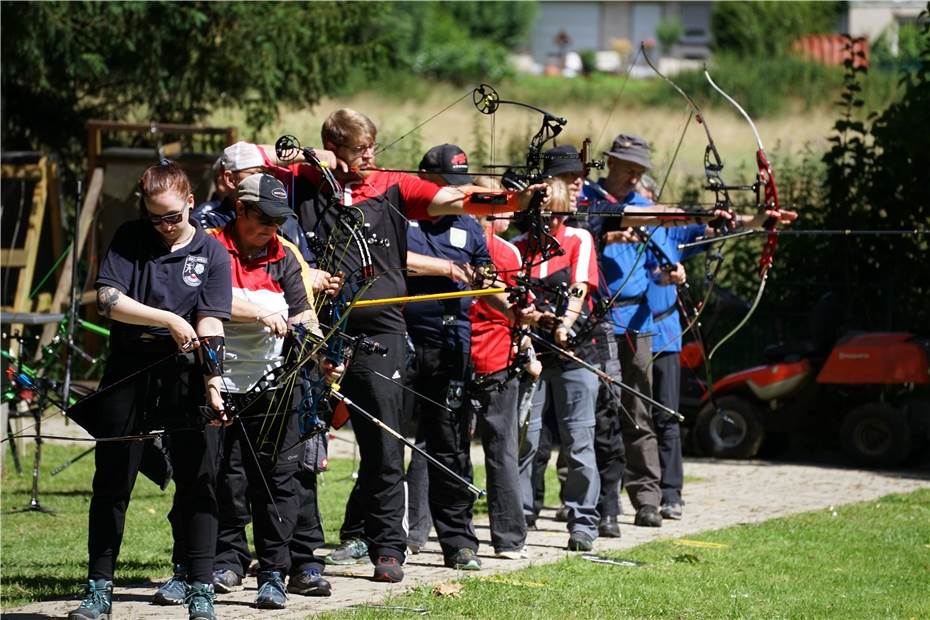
[96, 286, 120, 317]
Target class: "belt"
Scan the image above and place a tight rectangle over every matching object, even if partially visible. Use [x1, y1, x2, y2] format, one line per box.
[653, 304, 678, 322]
[613, 293, 646, 308]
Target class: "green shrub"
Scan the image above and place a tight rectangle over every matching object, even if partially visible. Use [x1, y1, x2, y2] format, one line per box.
[712, 1, 844, 56]
[656, 16, 684, 55]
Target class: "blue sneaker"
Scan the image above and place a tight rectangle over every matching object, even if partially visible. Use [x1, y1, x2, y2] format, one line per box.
[185, 582, 216, 620]
[68, 579, 112, 620]
[255, 570, 288, 609]
[287, 567, 332, 596]
[153, 563, 187, 605]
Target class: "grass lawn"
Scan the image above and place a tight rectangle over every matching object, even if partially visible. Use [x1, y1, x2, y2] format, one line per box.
[0, 442, 559, 607]
[323, 488, 930, 620]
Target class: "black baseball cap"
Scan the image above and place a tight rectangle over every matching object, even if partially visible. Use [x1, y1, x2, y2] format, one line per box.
[543, 144, 584, 177]
[604, 134, 652, 170]
[418, 144, 474, 186]
[237, 173, 293, 220]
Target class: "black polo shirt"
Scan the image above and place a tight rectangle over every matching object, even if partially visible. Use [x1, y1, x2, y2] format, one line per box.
[96, 220, 232, 354]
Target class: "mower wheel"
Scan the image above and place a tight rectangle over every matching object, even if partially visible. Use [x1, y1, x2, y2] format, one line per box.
[695, 396, 765, 459]
[840, 403, 911, 468]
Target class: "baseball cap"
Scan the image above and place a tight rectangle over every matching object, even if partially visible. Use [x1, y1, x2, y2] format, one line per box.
[604, 134, 652, 170]
[418, 144, 474, 186]
[237, 173, 293, 220]
[543, 144, 584, 177]
[222, 141, 265, 172]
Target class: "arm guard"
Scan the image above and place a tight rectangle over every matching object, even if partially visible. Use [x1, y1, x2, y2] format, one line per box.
[196, 336, 226, 377]
[462, 191, 519, 216]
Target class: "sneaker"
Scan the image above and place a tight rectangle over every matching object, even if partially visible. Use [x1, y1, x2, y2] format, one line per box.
[445, 548, 481, 571]
[598, 515, 621, 538]
[185, 582, 216, 620]
[287, 567, 332, 597]
[324, 538, 369, 565]
[211, 568, 242, 594]
[660, 503, 683, 520]
[68, 579, 112, 620]
[153, 564, 188, 605]
[567, 531, 594, 552]
[255, 571, 288, 610]
[495, 548, 528, 560]
[372, 556, 404, 583]
[554, 504, 569, 522]
[634, 505, 663, 528]
[407, 539, 425, 555]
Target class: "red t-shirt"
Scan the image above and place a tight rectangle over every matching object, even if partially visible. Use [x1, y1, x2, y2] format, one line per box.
[470, 232, 522, 375]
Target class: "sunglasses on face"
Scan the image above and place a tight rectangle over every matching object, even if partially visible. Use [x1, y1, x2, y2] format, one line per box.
[145, 206, 187, 226]
[247, 205, 287, 227]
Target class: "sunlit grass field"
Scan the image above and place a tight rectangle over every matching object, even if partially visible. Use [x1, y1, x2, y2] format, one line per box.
[323, 488, 930, 620]
[0, 442, 559, 607]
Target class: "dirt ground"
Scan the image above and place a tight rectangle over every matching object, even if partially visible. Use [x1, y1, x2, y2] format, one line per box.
[3, 421, 928, 620]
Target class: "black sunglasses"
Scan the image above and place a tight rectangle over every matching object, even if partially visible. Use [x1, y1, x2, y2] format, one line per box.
[247, 205, 287, 227]
[145, 206, 187, 226]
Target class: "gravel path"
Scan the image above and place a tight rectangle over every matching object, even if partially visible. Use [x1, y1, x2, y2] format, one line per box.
[3, 425, 929, 619]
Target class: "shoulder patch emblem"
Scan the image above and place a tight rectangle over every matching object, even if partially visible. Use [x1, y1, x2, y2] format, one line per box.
[182, 255, 209, 287]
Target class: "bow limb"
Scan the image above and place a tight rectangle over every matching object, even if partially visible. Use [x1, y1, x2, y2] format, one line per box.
[703, 70, 783, 361]
[703, 70, 781, 276]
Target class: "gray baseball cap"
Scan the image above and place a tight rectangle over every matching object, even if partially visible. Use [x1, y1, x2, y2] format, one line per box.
[237, 173, 293, 220]
[604, 134, 652, 170]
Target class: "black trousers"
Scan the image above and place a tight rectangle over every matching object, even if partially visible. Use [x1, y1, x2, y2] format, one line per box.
[289, 467, 326, 574]
[337, 332, 408, 562]
[652, 351, 683, 505]
[213, 392, 302, 575]
[530, 401, 558, 520]
[87, 354, 220, 585]
[403, 343, 477, 559]
[594, 381, 626, 518]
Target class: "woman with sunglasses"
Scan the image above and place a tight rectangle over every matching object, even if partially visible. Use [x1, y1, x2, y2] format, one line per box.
[69, 161, 232, 620]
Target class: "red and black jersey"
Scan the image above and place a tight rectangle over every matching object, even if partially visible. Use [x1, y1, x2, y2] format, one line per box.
[296, 169, 441, 335]
[514, 223, 600, 369]
[470, 232, 522, 375]
[207, 224, 314, 392]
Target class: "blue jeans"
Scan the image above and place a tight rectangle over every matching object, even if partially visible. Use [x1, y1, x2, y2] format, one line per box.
[518, 366, 600, 539]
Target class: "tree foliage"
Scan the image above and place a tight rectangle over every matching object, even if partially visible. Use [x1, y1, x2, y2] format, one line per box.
[377, 1, 537, 84]
[1, 2, 384, 160]
[770, 20, 930, 334]
[711, 1, 844, 57]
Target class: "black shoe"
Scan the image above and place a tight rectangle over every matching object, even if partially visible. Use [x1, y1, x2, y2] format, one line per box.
[287, 567, 332, 597]
[211, 569, 242, 594]
[661, 503, 683, 520]
[445, 548, 481, 571]
[554, 504, 570, 522]
[634, 505, 663, 527]
[255, 570, 288, 609]
[372, 556, 404, 583]
[598, 515, 621, 538]
[68, 579, 112, 620]
[567, 531, 594, 552]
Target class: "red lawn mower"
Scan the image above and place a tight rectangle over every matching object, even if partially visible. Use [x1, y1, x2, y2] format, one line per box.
[679, 296, 930, 468]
